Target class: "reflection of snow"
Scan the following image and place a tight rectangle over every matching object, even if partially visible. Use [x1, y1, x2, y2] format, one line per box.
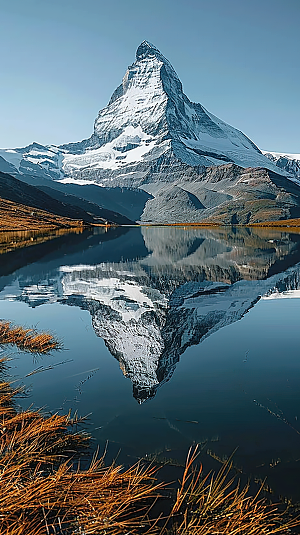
[262, 289, 300, 300]
[60, 264, 168, 323]
[2, 225, 300, 402]
[93, 308, 164, 398]
[59, 262, 168, 401]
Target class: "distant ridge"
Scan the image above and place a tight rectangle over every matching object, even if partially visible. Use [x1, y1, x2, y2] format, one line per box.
[0, 171, 134, 226]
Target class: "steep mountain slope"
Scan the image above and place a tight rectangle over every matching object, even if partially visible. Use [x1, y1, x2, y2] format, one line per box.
[0, 171, 132, 225]
[0, 171, 94, 222]
[19, 175, 151, 222]
[37, 182, 150, 221]
[0, 41, 298, 223]
[0, 42, 282, 186]
[0, 197, 86, 231]
[36, 185, 134, 225]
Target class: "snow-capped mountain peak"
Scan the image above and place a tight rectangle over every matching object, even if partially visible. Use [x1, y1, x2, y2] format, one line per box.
[93, 43, 169, 145]
[0, 41, 284, 188]
[136, 40, 167, 59]
[1, 41, 300, 224]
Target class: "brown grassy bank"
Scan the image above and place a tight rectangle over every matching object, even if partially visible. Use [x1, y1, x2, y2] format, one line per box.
[0, 196, 89, 231]
[140, 218, 300, 230]
[0, 329, 299, 534]
[248, 217, 300, 230]
[0, 370, 162, 535]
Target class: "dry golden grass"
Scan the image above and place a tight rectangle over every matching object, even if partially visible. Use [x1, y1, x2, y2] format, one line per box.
[0, 196, 87, 231]
[0, 374, 162, 535]
[0, 393, 299, 535]
[0, 331, 299, 534]
[159, 446, 300, 535]
[0, 321, 60, 353]
[0, 380, 299, 535]
[249, 218, 300, 230]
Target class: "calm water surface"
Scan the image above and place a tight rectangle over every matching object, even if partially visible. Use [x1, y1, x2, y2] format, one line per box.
[0, 226, 300, 499]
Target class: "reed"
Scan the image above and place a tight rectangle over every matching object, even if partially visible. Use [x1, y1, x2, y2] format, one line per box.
[0, 321, 60, 353]
[158, 446, 300, 535]
[0, 375, 163, 535]
[0, 327, 299, 534]
[1, 379, 299, 535]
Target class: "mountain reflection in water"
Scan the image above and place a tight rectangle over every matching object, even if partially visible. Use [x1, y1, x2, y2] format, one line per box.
[1, 226, 300, 403]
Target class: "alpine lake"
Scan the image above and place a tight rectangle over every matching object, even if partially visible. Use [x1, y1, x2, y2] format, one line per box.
[1, 225, 300, 501]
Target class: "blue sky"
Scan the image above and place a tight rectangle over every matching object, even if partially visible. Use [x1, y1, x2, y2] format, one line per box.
[1, 0, 299, 152]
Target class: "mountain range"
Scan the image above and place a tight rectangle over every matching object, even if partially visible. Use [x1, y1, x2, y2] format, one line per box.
[0, 41, 299, 224]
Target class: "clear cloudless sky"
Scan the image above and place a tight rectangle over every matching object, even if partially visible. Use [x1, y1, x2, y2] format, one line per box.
[0, 0, 299, 152]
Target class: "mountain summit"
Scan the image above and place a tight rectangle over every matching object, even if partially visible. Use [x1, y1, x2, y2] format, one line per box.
[83, 39, 276, 184]
[0, 41, 282, 184]
[1, 42, 300, 223]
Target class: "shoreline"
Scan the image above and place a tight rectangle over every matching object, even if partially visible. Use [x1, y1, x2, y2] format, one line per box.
[135, 218, 300, 230]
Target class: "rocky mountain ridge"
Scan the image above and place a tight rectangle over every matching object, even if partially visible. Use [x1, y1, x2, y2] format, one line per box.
[263, 151, 300, 182]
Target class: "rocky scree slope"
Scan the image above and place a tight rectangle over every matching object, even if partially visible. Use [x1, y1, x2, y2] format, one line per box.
[140, 164, 300, 224]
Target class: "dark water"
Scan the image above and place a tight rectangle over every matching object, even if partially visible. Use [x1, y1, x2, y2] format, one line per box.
[1, 225, 300, 500]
